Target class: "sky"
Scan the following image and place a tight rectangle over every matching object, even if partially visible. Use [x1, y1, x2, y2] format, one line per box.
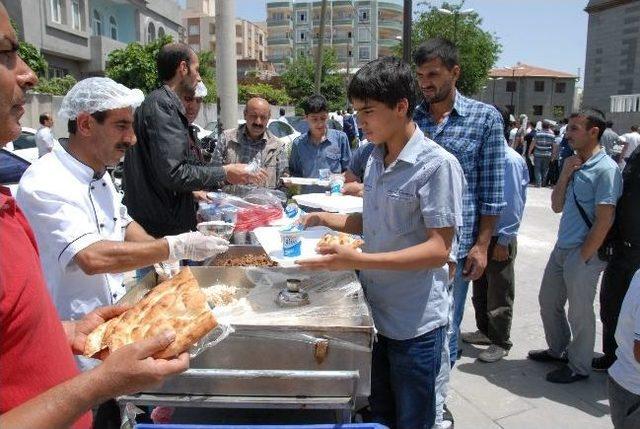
[180, 0, 589, 85]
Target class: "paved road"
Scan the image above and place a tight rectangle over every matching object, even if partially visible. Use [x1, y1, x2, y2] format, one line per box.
[449, 186, 612, 429]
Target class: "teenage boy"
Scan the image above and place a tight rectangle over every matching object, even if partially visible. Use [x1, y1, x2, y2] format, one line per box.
[288, 94, 351, 193]
[297, 57, 465, 429]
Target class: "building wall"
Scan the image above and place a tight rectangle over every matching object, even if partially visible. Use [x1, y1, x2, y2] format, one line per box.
[90, 0, 137, 42]
[583, 1, 640, 114]
[479, 76, 576, 122]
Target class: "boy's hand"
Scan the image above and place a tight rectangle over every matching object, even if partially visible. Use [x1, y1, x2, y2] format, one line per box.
[296, 244, 363, 271]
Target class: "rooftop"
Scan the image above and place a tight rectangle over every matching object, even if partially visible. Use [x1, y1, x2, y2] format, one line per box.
[585, 0, 636, 13]
[490, 63, 578, 79]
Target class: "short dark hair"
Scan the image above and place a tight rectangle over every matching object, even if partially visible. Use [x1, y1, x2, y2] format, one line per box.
[606, 120, 613, 128]
[279, 107, 285, 116]
[413, 37, 459, 70]
[347, 106, 353, 114]
[492, 104, 510, 141]
[157, 43, 193, 82]
[631, 125, 638, 132]
[39, 113, 50, 125]
[348, 56, 419, 119]
[570, 107, 607, 140]
[542, 121, 550, 130]
[68, 110, 109, 134]
[303, 94, 328, 115]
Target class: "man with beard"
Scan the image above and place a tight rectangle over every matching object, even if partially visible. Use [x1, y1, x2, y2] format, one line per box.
[215, 97, 288, 192]
[123, 43, 266, 238]
[413, 37, 506, 428]
[0, 19, 187, 425]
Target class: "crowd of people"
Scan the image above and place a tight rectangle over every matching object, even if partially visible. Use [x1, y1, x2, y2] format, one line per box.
[1, 2, 640, 428]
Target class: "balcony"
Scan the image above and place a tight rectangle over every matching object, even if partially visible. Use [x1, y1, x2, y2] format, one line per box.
[378, 19, 402, 32]
[85, 35, 127, 74]
[267, 1, 293, 8]
[378, 38, 400, 48]
[333, 17, 354, 25]
[333, 37, 353, 45]
[267, 37, 293, 46]
[611, 94, 640, 113]
[267, 18, 293, 27]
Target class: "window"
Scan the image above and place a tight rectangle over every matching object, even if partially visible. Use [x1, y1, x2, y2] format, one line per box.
[271, 12, 284, 21]
[236, 43, 243, 55]
[147, 22, 156, 42]
[92, 10, 102, 36]
[347, 31, 352, 38]
[236, 25, 243, 37]
[533, 105, 543, 116]
[359, 45, 370, 60]
[51, 0, 62, 24]
[358, 27, 370, 42]
[553, 105, 565, 118]
[534, 81, 545, 92]
[109, 16, 117, 40]
[209, 23, 215, 34]
[297, 30, 306, 42]
[358, 8, 370, 23]
[555, 82, 567, 93]
[190, 43, 200, 52]
[189, 24, 200, 36]
[48, 66, 69, 79]
[298, 11, 306, 23]
[506, 81, 516, 92]
[71, 0, 81, 30]
[158, 27, 165, 38]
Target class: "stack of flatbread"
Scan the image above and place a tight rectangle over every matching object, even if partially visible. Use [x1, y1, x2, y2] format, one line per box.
[84, 267, 217, 359]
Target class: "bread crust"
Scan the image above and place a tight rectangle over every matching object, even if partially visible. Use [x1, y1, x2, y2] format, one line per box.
[317, 232, 364, 249]
[84, 267, 217, 359]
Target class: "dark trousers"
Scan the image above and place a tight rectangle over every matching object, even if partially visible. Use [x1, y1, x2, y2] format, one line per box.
[471, 237, 517, 350]
[370, 326, 444, 429]
[599, 246, 640, 359]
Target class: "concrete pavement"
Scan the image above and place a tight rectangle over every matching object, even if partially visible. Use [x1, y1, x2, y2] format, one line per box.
[448, 186, 612, 429]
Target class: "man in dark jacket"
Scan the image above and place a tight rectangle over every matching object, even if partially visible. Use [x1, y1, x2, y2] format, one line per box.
[123, 43, 266, 237]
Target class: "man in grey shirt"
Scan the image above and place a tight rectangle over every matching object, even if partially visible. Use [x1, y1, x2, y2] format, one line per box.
[600, 120, 620, 157]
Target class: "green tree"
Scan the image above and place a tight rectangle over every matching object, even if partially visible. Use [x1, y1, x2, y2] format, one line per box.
[238, 83, 291, 105]
[281, 49, 346, 111]
[106, 36, 217, 98]
[18, 41, 48, 78]
[34, 75, 77, 96]
[402, 1, 502, 96]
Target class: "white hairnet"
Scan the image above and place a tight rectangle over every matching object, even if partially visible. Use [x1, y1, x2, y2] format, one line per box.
[58, 77, 145, 121]
[195, 81, 208, 98]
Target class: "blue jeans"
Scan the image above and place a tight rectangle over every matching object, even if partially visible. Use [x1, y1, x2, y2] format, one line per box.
[449, 257, 470, 367]
[534, 156, 551, 187]
[369, 326, 445, 429]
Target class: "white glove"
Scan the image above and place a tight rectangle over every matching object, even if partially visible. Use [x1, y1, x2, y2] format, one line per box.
[165, 232, 229, 261]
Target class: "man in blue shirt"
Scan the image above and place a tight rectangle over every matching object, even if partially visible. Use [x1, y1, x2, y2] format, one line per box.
[413, 37, 505, 427]
[528, 108, 622, 383]
[463, 105, 529, 363]
[298, 57, 464, 429]
[288, 94, 351, 194]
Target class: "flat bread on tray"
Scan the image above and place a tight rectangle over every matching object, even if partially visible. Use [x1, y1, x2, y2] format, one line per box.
[316, 232, 364, 249]
[84, 267, 217, 359]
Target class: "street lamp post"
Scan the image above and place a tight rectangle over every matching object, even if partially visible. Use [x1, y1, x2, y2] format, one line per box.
[505, 65, 524, 115]
[487, 76, 503, 103]
[436, 7, 474, 44]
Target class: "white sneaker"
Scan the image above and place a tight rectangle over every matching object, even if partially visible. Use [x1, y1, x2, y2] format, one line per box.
[460, 330, 491, 345]
[478, 344, 509, 363]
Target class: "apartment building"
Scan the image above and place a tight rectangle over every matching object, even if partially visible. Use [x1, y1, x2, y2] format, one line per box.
[583, 0, 640, 132]
[183, 0, 267, 63]
[5, 0, 182, 79]
[266, 0, 403, 74]
[478, 63, 578, 123]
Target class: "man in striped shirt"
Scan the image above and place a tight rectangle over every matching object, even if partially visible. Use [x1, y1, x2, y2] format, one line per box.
[529, 120, 557, 187]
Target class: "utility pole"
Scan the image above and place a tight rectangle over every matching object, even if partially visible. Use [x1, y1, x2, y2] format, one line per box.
[215, 0, 238, 131]
[314, 0, 328, 93]
[345, 37, 351, 109]
[402, 0, 412, 62]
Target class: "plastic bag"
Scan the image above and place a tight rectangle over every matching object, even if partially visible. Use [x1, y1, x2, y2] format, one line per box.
[197, 189, 284, 232]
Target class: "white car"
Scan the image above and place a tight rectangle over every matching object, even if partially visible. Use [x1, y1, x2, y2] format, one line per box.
[4, 126, 38, 163]
[236, 119, 301, 147]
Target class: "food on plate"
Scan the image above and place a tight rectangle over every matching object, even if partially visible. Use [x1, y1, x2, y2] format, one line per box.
[202, 283, 248, 307]
[216, 254, 278, 267]
[84, 267, 217, 359]
[317, 232, 364, 249]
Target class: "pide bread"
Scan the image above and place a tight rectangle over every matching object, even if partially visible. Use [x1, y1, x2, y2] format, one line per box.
[316, 232, 364, 249]
[84, 267, 217, 359]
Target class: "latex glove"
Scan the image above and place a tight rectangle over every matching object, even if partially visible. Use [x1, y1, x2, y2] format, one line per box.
[153, 260, 180, 282]
[165, 232, 229, 261]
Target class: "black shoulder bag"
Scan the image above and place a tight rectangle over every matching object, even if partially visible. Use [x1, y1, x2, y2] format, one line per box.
[571, 182, 614, 262]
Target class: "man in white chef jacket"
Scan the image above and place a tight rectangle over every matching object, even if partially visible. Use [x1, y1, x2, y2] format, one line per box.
[16, 77, 229, 331]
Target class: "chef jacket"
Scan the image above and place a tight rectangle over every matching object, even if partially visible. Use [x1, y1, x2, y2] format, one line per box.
[16, 144, 132, 321]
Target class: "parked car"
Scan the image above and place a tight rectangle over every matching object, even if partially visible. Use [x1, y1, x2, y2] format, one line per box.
[4, 126, 38, 163]
[0, 147, 31, 195]
[287, 116, 344, 134]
